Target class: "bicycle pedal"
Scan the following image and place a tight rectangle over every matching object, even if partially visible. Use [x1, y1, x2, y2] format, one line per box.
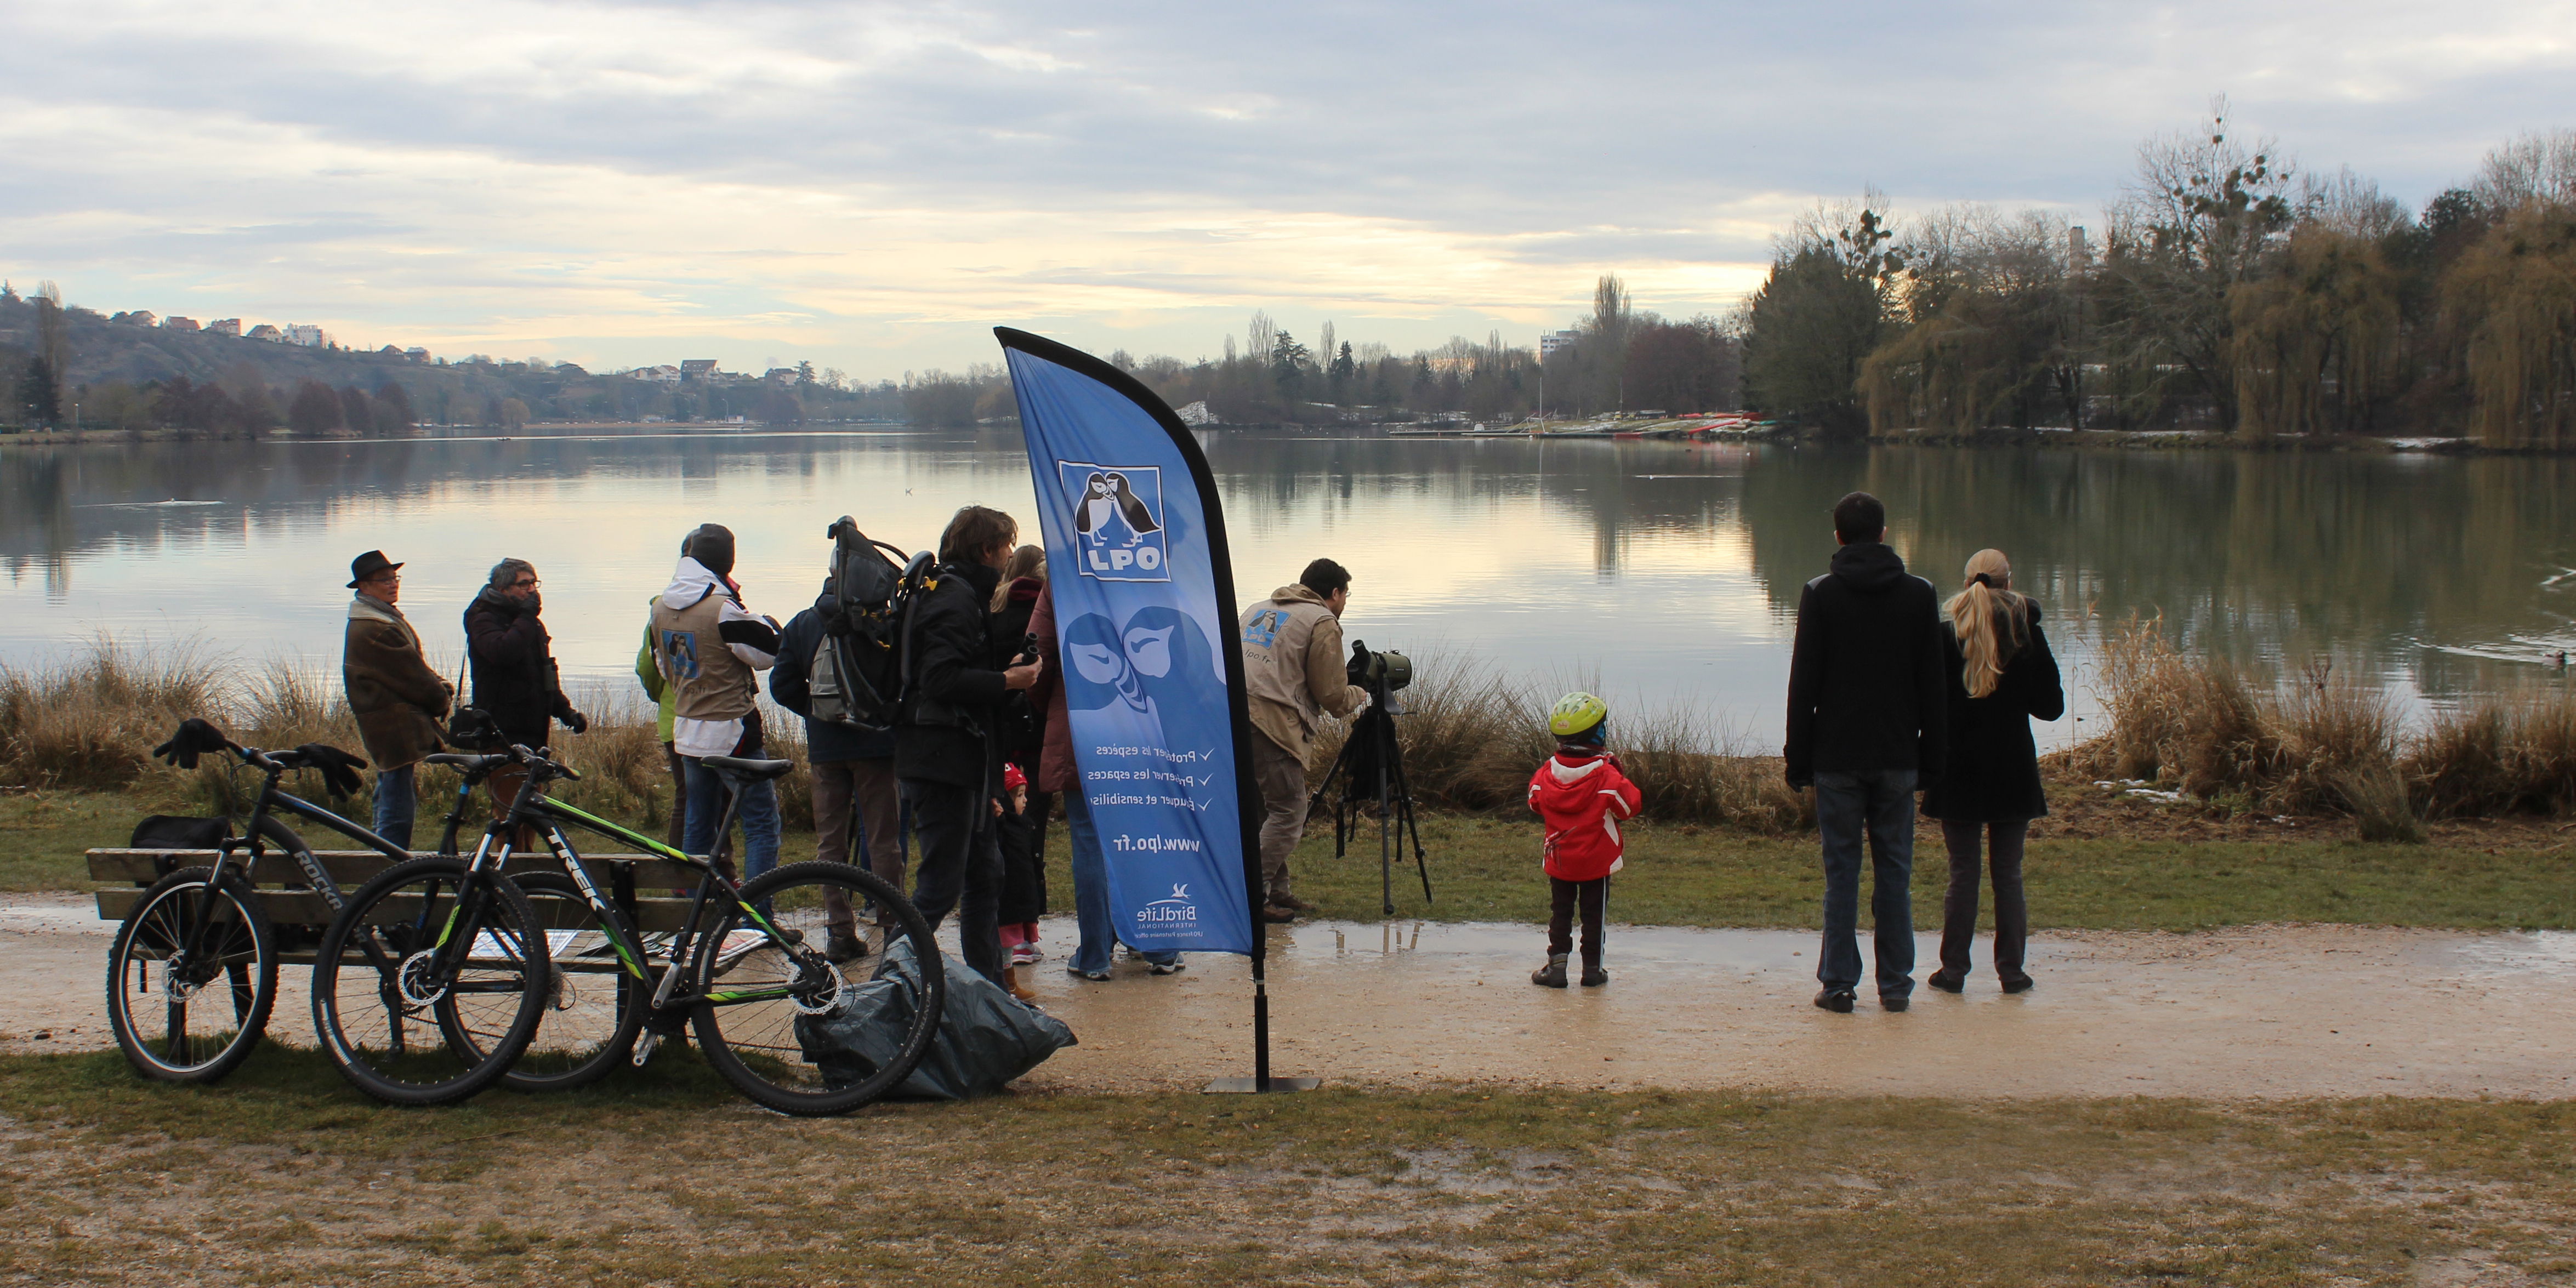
[632, 1031, 660, 1067]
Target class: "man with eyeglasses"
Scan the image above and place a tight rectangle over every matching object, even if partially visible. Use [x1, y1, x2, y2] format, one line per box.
[467, 557, 589, 826]
[342, 550, 451, 848]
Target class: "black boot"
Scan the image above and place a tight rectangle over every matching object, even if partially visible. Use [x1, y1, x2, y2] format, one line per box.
[1579, 960, 1608, 987]
[1531, 953, 1569, 988]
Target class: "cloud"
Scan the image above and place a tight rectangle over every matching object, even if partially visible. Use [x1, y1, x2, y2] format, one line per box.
[2, 0, 2570, 373]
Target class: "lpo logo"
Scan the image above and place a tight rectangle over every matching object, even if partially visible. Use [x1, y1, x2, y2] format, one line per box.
[1061, 462, 1169, 582]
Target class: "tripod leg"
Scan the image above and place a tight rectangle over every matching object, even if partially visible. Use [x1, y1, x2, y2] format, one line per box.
[1376, 743, 1394, 918]
[1390, 751, 1433, 905]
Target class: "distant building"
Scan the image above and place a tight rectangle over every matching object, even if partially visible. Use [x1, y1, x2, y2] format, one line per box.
[403, 347, 430, 362]
[246, 324, 283, 341]
[206, 318, 242, 337]
[680, 359, 720, 383]
[2069, 226, 2092, 271]
[115, 310, 158, 327]
[285, 324, 328, 347]
[1540, 330, 1580, 360]
[164, 316, 201, 332]
[378, 344, 406, 358]
[763, 367, 797, 382]
[632, 364, 682, 384]
[553, 362, 587, 377]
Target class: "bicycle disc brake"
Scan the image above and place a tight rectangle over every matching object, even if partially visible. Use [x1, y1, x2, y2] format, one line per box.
[397, 949, 451, 1006]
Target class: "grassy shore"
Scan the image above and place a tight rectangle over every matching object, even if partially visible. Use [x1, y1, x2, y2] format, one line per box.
[2, 1044, 2572, 1285]
[13, 786, 2571, 931]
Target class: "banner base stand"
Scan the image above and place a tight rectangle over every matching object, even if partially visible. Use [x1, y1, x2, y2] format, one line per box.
[1203, 1076, 1321, 1094]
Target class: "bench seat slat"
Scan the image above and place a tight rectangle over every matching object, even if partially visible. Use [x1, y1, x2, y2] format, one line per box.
[84, 848, 700, 890]
[95, 889, 701, 933]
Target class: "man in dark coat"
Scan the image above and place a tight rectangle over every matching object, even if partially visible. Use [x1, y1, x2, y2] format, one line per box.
[895, 505, 1041, 985]
[466, 557, 587, 821]
[341, 550, 449, 848]
[1784, 492, 1947, 1014]
[772, 582, 903, 964]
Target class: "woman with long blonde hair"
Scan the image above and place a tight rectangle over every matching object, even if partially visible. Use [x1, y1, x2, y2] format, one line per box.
[1920, 549, 2063, 995]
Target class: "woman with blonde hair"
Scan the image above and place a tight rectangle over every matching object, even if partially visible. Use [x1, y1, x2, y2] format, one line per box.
[1921, 549, 2063, 995]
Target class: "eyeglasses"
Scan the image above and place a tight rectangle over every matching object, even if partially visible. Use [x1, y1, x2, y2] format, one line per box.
[367, 573, 401, 585]
[511, 577, 540, 589]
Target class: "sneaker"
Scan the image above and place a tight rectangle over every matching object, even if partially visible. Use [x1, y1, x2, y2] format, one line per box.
[1531, 954, 1569, 989]
[1147, 959, 1186, 976]
[1009, 944, 1039, 966]
[1260, 904, 1297, 924]
[1813, 988, 1856, 1013]
[1066, 965, 1111, 982]
[824, 932, 868, 965]
[1924, 970, 1964, 994]
[1881, 994, 1910, 1012]
[1270, 893, 1317, 912]
[1579, 964, 1609, 988]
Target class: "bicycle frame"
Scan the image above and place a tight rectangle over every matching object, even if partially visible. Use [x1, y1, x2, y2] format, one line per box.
[169, 744, 415, 987]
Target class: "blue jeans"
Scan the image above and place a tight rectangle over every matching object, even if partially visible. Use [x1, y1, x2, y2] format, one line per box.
[1062, 788, 1176, 974]
[683, 754, 781, 886]
[1814, 769, 1917, 998]
[371, 764, 417, 851]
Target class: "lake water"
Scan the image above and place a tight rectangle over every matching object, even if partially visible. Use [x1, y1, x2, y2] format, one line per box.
[4, 427, 2572, 751]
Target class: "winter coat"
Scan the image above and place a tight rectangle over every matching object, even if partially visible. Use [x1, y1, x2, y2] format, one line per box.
[342, 594, 451, 771]
[1030, 584, 1079, 795]
[1528, 750, 1642, 882]
[464, 586, 572, 748]
[1783, 542, 1949, 787]
[1238, 584, 1367, 766]
[651, 557, 780, 759]
[895, 561, 1008, 789]
[1922, 602, 2066, 823]
[634, 596, 675, 744]
[990, 577, 1047, 766]
[996, 794, 1047, 924]
[771, 606, 896, 763]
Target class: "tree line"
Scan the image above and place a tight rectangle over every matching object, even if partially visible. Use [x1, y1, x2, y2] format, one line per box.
[899, 293, 1744, 428]
[1741, 108, 2576, 448]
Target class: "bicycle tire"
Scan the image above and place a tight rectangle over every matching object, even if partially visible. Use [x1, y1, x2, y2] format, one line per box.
[688, 861, 945, 1116]
[444, 872, 650, 1092]
[311, 857, 550, 1106]
[105, 866, 278, 1084]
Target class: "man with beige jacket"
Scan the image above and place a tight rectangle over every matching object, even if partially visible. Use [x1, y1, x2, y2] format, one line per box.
[1238, 558, 1369, 922]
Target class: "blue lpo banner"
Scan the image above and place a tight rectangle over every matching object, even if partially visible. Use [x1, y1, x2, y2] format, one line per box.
[998, 328, 1260, 955]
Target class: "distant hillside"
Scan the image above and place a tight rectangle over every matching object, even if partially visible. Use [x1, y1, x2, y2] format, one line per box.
[0, 289, 902, 429]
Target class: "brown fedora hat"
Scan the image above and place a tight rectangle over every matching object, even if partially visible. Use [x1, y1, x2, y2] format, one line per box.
[348, 549, 404, 588]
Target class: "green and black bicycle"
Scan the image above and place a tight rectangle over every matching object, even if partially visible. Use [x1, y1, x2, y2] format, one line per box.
[321, 742, 945, 1115]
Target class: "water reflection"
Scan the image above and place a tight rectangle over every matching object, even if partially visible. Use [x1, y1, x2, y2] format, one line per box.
[4, 428, 2570, 750]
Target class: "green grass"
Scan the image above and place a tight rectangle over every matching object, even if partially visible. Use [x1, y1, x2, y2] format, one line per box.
[21, 789, 2573, 931]
[2, 1045, 2573, 1284]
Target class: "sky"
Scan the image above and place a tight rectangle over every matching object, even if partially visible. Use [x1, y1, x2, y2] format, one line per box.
[3, 0, 2571, 379]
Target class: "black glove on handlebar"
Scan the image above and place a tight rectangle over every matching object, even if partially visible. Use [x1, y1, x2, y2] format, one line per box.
[151, 718, 229, 770]
[294, 743, 371, 799]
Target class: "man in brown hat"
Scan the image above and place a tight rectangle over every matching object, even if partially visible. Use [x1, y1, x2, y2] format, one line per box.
[342, 550, 451, 848]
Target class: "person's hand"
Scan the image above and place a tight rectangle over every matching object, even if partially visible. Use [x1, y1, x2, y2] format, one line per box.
[521, 590, 543, 617]
[562, 709, 590, 735]
[1004, 659, 1043, 691]
[1351, 689, 1372, 715]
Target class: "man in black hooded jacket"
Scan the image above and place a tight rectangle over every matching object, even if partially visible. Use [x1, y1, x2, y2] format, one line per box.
[896, 505, 1041, 985]
[1785, 491, 1947, 1015]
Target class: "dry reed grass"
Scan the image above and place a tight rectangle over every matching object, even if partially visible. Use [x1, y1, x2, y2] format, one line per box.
[2067, 615, 2575, 827]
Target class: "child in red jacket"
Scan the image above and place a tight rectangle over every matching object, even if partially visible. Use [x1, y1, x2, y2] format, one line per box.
[1528, 692, 1641, 988]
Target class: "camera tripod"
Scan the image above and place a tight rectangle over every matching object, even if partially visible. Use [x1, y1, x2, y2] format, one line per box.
[1312, 685, 1432, 916]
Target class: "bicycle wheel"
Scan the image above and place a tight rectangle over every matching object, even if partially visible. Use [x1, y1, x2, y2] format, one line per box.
[444, 872, 650, 1093]
[105, 867, 277, 1084]
[688, 861, 945, 1116]
[311, 857, 549, 1106]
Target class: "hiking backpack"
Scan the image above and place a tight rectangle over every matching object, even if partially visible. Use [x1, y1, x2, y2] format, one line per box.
[808, 516, 933, 733]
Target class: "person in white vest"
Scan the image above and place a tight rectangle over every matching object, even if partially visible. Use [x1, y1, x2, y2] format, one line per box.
[651, 523, 784, 881]
[1237, 558, 1370, 922]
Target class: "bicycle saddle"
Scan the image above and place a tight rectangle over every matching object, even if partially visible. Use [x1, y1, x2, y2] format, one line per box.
[701, 755, 796, 782]
[423, 752, 514, 771]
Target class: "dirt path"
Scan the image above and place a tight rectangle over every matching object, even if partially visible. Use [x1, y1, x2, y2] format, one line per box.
[13, 895, 2571, 1099]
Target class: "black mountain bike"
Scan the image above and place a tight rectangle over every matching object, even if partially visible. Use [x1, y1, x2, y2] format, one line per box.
[327, 743, 945, 1115]
[106, 720, 400, 1084]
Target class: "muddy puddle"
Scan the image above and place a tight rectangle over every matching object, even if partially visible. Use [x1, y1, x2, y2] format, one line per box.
[10, 895, 2571, 1100]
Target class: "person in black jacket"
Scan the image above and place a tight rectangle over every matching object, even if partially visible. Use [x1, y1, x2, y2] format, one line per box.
[465, 558, 587, 823]
[1921, 549, 2063, 995]
[1784, 492, 1947, 1014]
[772, 585, 905, 965]
[896, 506, 1042, 985]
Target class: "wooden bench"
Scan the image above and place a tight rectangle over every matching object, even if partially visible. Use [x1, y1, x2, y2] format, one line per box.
[88, 848, 715, 971]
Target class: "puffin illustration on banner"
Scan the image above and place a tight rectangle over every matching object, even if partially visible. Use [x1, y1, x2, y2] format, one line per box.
[1077, 470, 1163, 549]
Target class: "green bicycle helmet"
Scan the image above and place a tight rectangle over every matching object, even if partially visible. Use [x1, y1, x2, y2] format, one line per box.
[1547, 691, 1608, 738]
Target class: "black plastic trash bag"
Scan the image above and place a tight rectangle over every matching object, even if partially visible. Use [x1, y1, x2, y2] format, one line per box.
[794, 936, 1077, 1100]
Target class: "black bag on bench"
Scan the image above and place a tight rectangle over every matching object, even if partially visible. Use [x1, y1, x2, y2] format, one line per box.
[129, 816, 228, 850]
